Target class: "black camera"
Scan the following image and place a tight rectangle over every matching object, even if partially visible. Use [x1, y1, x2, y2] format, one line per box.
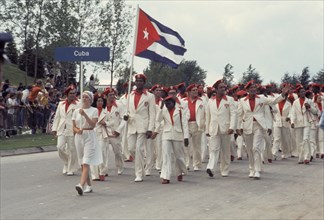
[0, 32, 13, 63]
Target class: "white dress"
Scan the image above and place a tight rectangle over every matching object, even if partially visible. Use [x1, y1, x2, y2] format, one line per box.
[72, 107, 103, 165]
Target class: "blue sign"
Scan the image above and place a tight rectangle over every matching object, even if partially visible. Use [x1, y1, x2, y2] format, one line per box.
[55, 47, 110, 62]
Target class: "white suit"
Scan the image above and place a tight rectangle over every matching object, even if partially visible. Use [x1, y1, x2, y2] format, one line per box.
[206, 95, 236, 176]
[237, 94, 285, 175]
[156, 106, 189, 181]
[127, 89, 156, 180]
[52, 100, 79, 174]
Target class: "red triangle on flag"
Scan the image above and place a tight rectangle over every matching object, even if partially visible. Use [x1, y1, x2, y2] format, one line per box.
[135, 9, 161, 55]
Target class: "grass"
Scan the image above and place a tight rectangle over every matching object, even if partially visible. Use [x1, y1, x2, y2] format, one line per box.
[0, 133, 57, 150]
[3, 64, 36, 86]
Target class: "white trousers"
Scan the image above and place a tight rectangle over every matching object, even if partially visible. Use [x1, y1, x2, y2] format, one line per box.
[272, 126, 291, 157]
[160, 140, 187, 180]
[236, 135, 245, 158]
[309, 127, 324, 157]
[243, 122, 264, 173]
[294, 127, 311, 162]
[290, 127, 298, 157]
[262, 132, 273, 162]
[128, 133, 147, 178]
[57, 135, 78, 173]
[185, 122, 202, 168]
[206, 133, 231, 176]
[121, 125, 131, 160]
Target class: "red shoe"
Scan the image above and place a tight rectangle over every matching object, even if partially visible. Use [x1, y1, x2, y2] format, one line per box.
[124, 155, 134, 162]
[316, 153, 320, 158]
[237, 157, 242, 160]
[177, 175, 183, 182]
[161, 179, 170, 184]
[321, 154, 324, 159]
[99, 175, 105, 181]
[268, 159, 272, 163]
[230, 155, 234, 161]
[304, 160, 310, 164]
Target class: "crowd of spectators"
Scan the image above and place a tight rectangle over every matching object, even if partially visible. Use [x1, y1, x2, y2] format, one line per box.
[0, 70, 68, 138]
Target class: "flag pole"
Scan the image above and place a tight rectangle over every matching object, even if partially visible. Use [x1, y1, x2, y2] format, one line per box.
[126, 5, 140, 114]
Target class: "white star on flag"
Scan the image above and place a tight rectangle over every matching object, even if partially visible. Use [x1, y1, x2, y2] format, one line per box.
[143, 27, 149, 40]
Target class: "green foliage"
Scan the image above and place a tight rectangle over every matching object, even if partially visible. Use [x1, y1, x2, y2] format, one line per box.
[281, 72, 300, 86]
[143, 60, 206, 88]
[298, 66, 311, 87]
[240, 64, 263, 85]
[312, 69, 324, 84]
[3, 64, 35, 86]
[5, 40, 18, 64]
[223, 63, 234, 87]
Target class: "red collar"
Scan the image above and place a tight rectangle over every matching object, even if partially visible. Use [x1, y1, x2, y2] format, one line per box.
[131, 89, 148, 95]
[63, 99, 77, 105]
[107, 101, 118, 108]
[244, 94, 260, 101]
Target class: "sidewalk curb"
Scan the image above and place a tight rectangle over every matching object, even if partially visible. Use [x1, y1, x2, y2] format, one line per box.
[0, 145, 57, 157]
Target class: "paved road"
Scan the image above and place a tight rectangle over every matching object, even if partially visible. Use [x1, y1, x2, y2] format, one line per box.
[1, 151, 323, 219]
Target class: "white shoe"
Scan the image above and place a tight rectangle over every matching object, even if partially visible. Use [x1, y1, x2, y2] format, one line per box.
[145, 171, 151, 176]
[249, 171, 254, 178]
[67, 172, 74, 176]
[254, 171, 260, 179]
[83, 185, 93, 193]
[193, 166, 200, 171]
[62, 165, 68, 174]
[75, 184, 83, 196]
[134, 176, 143, 182]
[117, 168, 124, 175]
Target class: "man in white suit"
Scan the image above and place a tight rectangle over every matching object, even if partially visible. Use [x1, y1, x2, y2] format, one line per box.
[182, 84, 205, 171]
[206, 80, 236, 177]
[52, 85, 79, 175]
[124, 74, 156, 182]
[272, 84, 292, 159]
[155, 96, 189, 184]
[290, 86, 317, 164]
[237, 80, 289, 179]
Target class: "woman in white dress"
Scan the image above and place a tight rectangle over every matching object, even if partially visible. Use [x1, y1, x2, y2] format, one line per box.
[72, 91, 103, 195]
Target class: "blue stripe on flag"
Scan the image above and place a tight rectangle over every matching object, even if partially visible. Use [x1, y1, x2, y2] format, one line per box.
[146, 13, 185, 46]
[157, 37, 187, 55]
[137, 50, 180, 68]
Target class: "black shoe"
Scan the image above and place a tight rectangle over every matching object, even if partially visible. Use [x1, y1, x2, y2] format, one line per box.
[206, 169, 214, 178]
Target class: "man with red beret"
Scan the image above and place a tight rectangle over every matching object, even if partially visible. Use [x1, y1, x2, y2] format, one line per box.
[124, 74, 156, 182]
[290, 86, 317, 164]
[52, 84, 79, 176]
[237, 80, 290, 179]
[176, 82, 187, 99]
[182, 84, 205, 171]
[206, 79, 236, 177]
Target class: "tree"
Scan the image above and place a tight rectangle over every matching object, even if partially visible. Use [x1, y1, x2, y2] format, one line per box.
[240, 64, 262, 85]
[299, 66, 311, 87]
[281, 72, 300, 87]
[312, 69, 324, 84]
[223, 63, 234, 87]
[143, 60, 206, 88]
[96, 0, 133, 87]
[5, 40, 18, 65]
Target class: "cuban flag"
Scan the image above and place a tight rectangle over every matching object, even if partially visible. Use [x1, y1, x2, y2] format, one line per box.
[135, 8, 187, 68]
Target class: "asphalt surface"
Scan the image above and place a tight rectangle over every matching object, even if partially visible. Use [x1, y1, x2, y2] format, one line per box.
[0, 148, 323, 220]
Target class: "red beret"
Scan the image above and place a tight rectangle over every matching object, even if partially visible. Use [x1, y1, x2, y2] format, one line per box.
[94, 93, 103, 100]
[161, 86, 169, 93]
[151, 84, 161, 91]
[64, 84, 75, 95]
[168, 85, 178, 92]
[244, 80, 255, 90]
[229, 85, 239, 91]
[237, 90, 247, 97]
[213, 79, 224, 89]
[186, 84, 197, 92]
[177, 82, 185, 88]
[134, 73, 147, 82]
[265, 84, 273, 88]
[102, 87, 117, 95]
[310, 83, 321, 88]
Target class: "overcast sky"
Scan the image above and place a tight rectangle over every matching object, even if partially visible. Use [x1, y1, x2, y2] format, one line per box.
[121, 0, 323, 86]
